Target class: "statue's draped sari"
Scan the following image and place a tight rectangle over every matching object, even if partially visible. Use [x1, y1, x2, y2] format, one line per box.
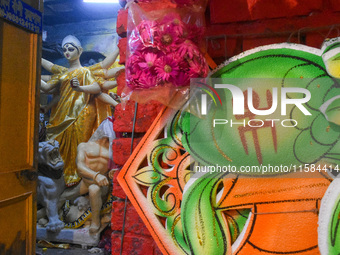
[46, 64, 110, 186]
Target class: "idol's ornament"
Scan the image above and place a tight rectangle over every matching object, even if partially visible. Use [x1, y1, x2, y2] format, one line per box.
[118, 38, 340, 254]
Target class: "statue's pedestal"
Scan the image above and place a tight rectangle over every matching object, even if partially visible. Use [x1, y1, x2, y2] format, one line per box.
[36, 223, 108, 248]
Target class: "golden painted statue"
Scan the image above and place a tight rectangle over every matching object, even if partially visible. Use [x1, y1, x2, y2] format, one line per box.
[40, 35, 122, 186]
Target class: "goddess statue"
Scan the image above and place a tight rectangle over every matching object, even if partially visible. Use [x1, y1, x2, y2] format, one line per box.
[40, 35, 121, 186]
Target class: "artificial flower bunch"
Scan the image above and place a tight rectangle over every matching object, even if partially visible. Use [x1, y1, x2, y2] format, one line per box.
[126, 12, 208, 90]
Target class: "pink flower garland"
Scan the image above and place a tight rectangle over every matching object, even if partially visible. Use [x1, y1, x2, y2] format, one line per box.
[126, 13, 208, 90]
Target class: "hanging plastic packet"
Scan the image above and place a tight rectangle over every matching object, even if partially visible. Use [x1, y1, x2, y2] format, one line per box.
[122, 1, 209, 109]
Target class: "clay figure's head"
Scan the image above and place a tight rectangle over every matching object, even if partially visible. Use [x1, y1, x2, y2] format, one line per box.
[62, 35, 83, 61]
[74, 196, 90, 212]
[38, 140, 64, 170]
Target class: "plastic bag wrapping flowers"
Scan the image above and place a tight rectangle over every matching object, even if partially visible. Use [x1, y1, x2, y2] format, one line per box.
[126, 6, 208, 89]
[122, 2, 209, 108]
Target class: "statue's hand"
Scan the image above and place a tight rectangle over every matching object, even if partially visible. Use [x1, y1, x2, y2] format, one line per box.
[95, 174, 109, 186]
[108, 168, 119, 179]
[109, 92, 121, 103]
[71, 78, 82, 92]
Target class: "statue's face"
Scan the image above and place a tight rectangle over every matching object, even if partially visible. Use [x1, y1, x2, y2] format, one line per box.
[63, 43, 80, 61]
[38, 139, 64, 170]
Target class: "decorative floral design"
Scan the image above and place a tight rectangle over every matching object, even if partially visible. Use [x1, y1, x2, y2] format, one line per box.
[119, 41, 340, 255]
[118, 109, 193, 254]
[126, 12, 208, 90]
[182, 45, 340, 172]
[182, 171, 330, 255]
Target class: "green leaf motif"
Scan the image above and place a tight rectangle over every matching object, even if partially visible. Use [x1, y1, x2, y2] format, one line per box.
[133, 168, 161, 186]
[182, 173, 231, 255]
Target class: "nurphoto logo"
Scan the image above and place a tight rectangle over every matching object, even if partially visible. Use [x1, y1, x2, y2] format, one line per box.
[201, 84, 311, 116]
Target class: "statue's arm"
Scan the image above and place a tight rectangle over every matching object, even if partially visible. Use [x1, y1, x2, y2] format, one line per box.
[97, 93, 119, 107]
[100, 48, 119, 70]
[104, 67, 124, 79]
[71, 78, 102, 94]
[41, 75, 51, 82]
[40, 79, 60, 93]
[79, 83, 101, 94]
[40, 95, 60, 113]
[41, 58, 55, 73]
